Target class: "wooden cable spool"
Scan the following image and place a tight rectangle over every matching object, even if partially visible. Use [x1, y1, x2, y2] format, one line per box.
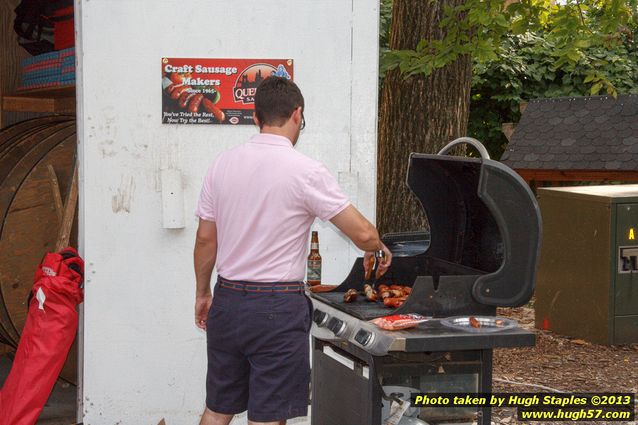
[0, 117, 70, 345]
[0, 115, 79, 383]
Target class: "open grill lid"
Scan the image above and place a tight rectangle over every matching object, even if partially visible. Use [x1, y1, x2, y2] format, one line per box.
[407, 138, 542, 307]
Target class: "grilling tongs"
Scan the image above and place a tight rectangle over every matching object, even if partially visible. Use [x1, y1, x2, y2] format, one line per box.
[364, 249, 386, 288]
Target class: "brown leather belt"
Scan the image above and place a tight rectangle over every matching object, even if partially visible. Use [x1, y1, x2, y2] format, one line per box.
[218, 276, 305, 293]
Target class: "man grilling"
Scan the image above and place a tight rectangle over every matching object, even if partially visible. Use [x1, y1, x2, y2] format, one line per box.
[194, 76, 392, 425]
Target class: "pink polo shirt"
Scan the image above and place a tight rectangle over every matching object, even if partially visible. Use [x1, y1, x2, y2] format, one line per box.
[195, 133, 350, 282]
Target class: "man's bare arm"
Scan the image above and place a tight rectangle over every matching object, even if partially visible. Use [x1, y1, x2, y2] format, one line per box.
[194, 219, 218, 296]
[194, 219, 217, 329]
[330, 205, 381, 251]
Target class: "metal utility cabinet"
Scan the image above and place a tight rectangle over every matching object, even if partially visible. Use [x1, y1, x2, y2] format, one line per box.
[535, 185, 638, 345]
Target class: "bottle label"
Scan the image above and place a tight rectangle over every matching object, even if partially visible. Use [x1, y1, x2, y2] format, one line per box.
[307, 260, 322, 282]
[311, 243, 319, 250]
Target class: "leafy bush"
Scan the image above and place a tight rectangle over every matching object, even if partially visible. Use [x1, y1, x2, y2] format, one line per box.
[379, 0, 638, 158]
[471, 31, 638, 158]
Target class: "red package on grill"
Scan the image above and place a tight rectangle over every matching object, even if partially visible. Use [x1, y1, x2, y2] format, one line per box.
[370, 313, 430, 330]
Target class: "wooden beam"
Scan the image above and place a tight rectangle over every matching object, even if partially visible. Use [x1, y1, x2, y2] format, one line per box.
[2, 86, 76, 114]
[2, 96, 75, 113]
[514, 169, 638, 183]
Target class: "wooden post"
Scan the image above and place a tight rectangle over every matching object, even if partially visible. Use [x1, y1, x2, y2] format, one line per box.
[55, 163, 78, 251]
[47, 165, 64, 223]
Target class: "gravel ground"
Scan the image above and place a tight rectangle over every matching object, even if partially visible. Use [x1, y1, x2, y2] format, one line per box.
[487, 306, 638, 425]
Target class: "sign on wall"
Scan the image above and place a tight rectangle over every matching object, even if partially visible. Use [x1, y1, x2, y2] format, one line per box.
[161, 58, 294, 125]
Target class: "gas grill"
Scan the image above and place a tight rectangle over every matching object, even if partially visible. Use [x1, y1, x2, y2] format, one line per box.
[309, 138, 542, 425]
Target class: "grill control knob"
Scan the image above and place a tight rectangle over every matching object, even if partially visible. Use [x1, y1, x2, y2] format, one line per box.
[327, 317, 346, 336]
[354, 329, 374, 346]
[313, 310, 328, 327]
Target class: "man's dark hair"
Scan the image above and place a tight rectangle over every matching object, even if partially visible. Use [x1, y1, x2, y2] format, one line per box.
[254, 76, 304, 128]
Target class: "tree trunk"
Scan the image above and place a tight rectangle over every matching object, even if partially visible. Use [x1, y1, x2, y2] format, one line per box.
[377, 0, 472, 235]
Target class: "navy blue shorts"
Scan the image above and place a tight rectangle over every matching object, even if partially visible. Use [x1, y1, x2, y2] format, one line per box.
[205, 278, 313, 422]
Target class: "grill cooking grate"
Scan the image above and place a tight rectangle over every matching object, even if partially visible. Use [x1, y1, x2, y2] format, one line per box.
[312, 292, 403, 320]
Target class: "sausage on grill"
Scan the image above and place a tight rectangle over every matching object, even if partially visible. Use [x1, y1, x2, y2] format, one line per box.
[363, 284, 378, 302]
[343, 289, 358, 303]
[469, 316, 481, 328]
[383, 296, 406, 308]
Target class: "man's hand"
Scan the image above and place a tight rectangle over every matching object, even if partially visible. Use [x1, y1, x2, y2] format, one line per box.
[195, 295, 213, 330]
[363, 243, 393, 278]
[330, 206, 393, 277]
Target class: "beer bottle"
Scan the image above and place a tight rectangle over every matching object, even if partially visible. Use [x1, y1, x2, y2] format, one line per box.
[307, 231, 322, 286]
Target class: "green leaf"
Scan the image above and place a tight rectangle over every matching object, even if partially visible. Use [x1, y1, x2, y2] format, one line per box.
[568, 49, 582, 62]
[416, 39, 429, 52]
[607, 84, 618, 97]
[494, 14, 509, 28]
[511, 18, 528, 34]
[574, 39, 592, 49]
[590, 82, 603, 95]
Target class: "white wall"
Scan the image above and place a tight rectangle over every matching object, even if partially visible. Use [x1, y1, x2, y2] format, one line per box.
[76, 1, 379, 423]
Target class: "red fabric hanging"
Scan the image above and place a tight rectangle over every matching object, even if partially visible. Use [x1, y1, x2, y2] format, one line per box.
[0, 248, 84, 425]
[51, 6, 74, 50]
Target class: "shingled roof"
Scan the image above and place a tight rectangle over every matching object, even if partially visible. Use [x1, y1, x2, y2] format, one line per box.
[501, 95, 638, 171]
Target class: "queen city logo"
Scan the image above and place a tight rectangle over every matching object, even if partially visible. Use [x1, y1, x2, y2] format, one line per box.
[233, 63, 291, 104]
